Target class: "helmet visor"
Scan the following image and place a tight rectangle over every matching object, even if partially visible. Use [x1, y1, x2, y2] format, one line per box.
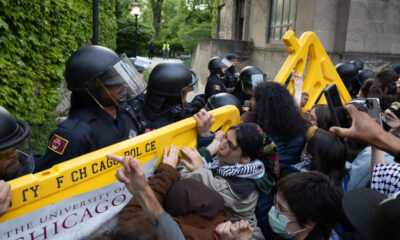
[133, 57, 151, 72]
[221, 58, 233, 69]
[181, 70, 199, 107]
[251, 74, 264, 90]
[0, 136, 34, 181]
[242, 73, 264, 92]
[85, 55, 147, 108]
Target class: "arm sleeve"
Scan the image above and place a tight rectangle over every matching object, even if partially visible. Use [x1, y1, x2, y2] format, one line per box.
[119, 164, 180, 225]
[156, 213, 185, 240]
[178, 165, 221, 193]
[197, 134, 215, 147]
[35, 120, 97, 172]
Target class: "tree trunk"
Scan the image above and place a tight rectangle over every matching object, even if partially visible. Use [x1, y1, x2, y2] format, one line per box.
[151, 0, 163, 40]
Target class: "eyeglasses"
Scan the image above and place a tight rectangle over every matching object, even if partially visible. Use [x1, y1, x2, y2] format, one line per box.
[274, 195, 295, 217]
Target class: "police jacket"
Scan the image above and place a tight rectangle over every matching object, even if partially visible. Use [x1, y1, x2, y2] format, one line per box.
[127, 96, 186, 132]
[37, 105, 139, 171]
[224, 67, 238, 88]
[205, 74, 227, 99]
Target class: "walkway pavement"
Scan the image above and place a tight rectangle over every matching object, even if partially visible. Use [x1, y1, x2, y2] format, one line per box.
[137, 56, 183, 72]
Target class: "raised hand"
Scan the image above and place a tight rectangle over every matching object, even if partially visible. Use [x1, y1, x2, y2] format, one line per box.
[106, 154, 146, 195]
[162, 144, 179, 168]
[194, 109, 215, 136]
[180, 146, 205, 171]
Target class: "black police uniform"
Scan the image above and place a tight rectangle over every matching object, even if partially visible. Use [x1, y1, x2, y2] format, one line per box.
[127, 95, 192, 132]
[224, 67, 238, 89]
[205, 75, 227, 99]
[233, 82, 246, 105]
[37, 105, 139, 171]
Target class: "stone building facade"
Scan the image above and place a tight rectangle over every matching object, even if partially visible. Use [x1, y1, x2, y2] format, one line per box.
[192, 0, 400, 88]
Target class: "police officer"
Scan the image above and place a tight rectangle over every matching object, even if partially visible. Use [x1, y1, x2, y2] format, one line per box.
[335, 62, 359, 98]
[0, 106, 35, 216]
[205, 56, 232, 99]
[233, 66, 266, 105]
[350, 59, 364, 72]
[38, 45, 146, 171]
[205, 92, 242, 114]
[224, 54, 239, 93]
[0, 106, 35, 181]
[354, 69, 375, 96]
[128, 62, 203, 131]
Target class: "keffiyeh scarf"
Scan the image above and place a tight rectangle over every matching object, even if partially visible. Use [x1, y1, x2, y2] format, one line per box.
[202, 157, 265, 180]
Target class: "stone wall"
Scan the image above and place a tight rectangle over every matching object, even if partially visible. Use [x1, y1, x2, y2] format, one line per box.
[345, 0, 400, 55]
[205, 0, 400, 83]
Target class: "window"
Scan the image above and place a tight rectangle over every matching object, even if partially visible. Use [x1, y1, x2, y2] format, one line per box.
[235, 0, 245, 40]
[217, 4, 225, 39]
[268, 0, 297, 42]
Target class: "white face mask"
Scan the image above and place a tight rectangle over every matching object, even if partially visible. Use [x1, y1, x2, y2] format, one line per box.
[268, 206, 307, 239]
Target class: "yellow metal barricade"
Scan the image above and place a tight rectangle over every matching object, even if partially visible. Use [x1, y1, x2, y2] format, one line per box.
[274, 30, 352, 111]
[0, 105, 239, 223]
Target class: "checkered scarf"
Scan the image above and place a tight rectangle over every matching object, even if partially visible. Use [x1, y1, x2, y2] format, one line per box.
[202, 157, 265, 180]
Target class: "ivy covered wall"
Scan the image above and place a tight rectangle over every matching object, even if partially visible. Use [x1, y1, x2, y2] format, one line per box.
[0, 0, 117, 124]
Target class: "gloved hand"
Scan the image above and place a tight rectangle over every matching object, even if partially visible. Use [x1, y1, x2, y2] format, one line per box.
[184, 94, 207, 116]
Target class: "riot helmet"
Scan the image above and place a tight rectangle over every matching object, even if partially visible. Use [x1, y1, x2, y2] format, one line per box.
[147, 63, 198, 106]
[129, 57, 150, 73]
[0, 106, 34, 180]
[391, 64, 400, 75]
[335, 62, 358, 90]
[349, 69, 375, 97]
[356, 69, 374, 88]
[205, 93, 242, 114]
[239, 66, 266, 96]
[208, 56, 232, 76]
[65, 45, 146, 109]
[350, 59, 364, 71]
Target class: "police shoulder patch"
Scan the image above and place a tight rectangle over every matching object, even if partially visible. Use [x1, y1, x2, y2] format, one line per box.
[214, 84, 221, 91]
[48, 134, 69, 155]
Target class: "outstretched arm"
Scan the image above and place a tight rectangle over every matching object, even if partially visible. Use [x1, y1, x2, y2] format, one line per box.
[330, 104, 400, 156]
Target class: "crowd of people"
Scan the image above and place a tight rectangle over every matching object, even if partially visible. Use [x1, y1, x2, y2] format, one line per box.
[0, 44, 400, 240]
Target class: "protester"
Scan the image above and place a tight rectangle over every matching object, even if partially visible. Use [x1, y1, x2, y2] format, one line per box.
[109, 145, 227, 240]
[307, 105, 334, 131]
[269, 171, 343, 240]
[178, 119, 270, 239]
[253, 82, 306, 168]
[290, 128, 348, 188]
[375, 70, 400, 95]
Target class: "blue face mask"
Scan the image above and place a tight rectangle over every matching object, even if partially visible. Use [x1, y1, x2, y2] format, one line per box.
[268, 206, 307, 239]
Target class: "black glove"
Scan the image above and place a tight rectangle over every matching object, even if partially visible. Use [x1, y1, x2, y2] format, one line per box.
[183, 94, 207, 116]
